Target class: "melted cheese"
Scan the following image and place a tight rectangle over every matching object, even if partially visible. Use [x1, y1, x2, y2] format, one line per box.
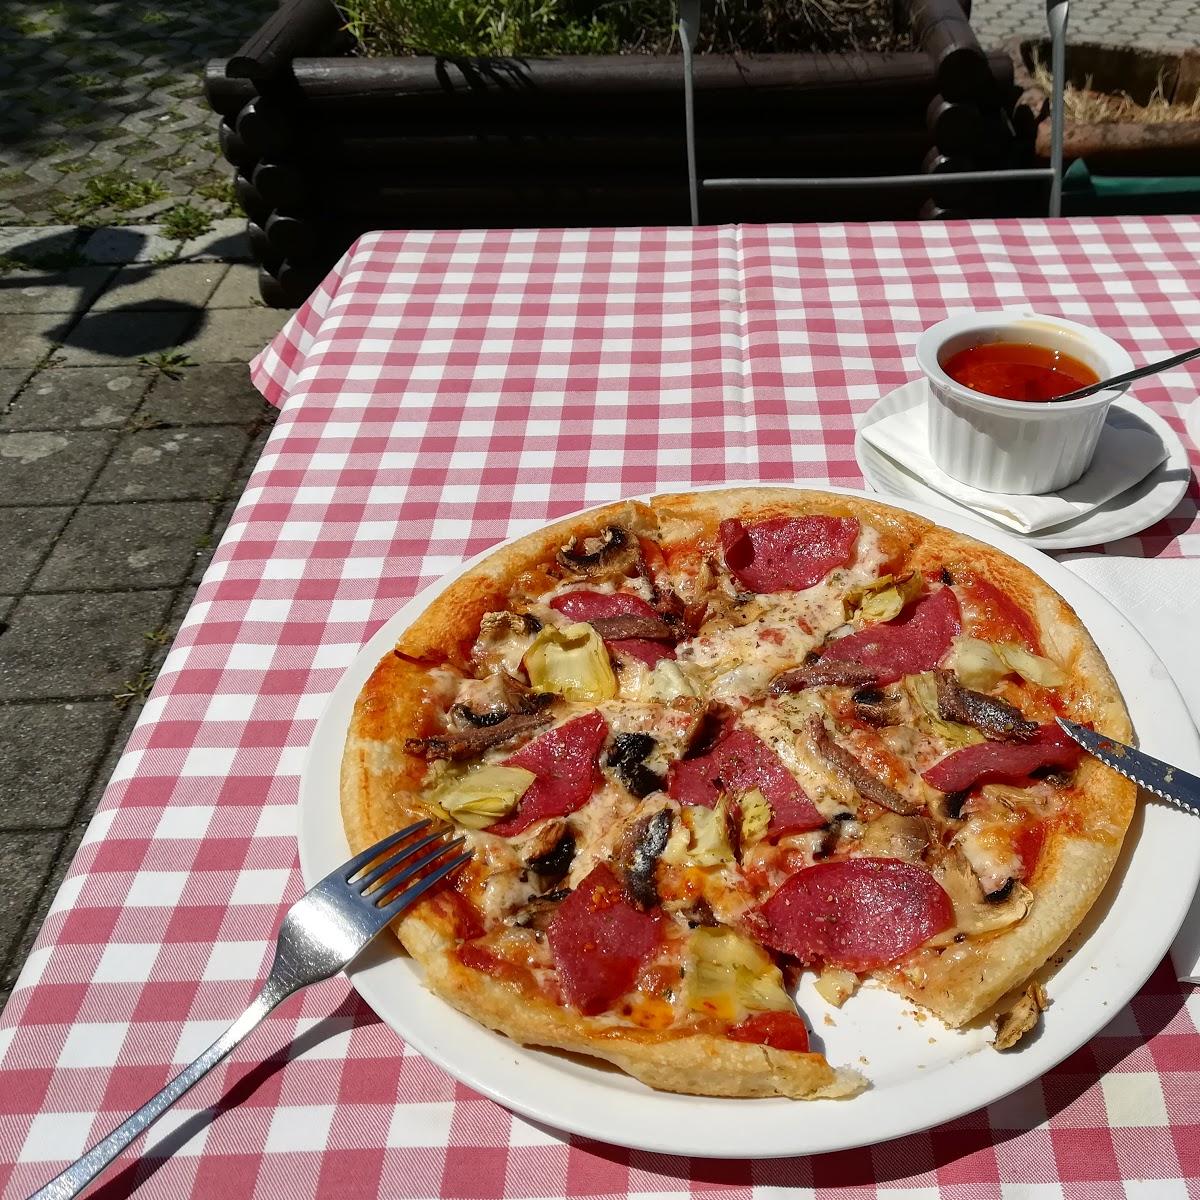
[739, 696, 858, 819]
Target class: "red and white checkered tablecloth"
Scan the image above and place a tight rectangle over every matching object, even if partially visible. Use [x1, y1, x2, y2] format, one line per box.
[3, 219, 1200, 1200]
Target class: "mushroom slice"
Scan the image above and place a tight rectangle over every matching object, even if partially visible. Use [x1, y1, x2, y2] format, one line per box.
[993, 981, 1048, 1050]
[616, 808, 674, 911]
[605, 732, 666, 798]
[556, 524, 639, 579]
[523, 819, 575, 885]
[933, 850, 1033, 938]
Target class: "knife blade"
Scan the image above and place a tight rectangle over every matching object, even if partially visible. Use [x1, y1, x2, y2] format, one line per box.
[1056, 717, 1200, 816]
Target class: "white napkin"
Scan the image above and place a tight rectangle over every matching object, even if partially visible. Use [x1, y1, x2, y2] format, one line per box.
[862, 390, 1168, 534]
[1062, 555, 1200, 983]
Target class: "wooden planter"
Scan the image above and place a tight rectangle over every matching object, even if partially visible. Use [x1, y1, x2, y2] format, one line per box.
[204, 0, 1030, 306]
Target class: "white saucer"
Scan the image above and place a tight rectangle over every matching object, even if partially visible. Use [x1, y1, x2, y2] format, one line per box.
[855, 380, 1191, 551]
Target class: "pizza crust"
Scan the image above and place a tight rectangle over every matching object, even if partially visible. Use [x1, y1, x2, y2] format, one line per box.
[340, 487, 1136, 1090]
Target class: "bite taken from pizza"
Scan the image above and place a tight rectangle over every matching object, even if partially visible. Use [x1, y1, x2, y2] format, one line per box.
[340, 488, 1135, 1100]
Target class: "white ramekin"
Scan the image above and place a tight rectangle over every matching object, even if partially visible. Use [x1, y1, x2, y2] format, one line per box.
[914, 312, 1135, 495]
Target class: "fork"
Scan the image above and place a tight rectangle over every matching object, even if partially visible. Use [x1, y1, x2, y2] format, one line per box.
[28, 820, 469, 1200]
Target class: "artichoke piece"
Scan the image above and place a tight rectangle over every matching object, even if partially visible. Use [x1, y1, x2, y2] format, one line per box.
[431, 763, 535, 830]
[641, 658, 700, 702]
[739, 788, 773, 847]
[684, 926, 793, 1022]
[676, 797, 735, 867]
[524, 621, 617, 703]
[905, 672, 986, 748]
[950, 637, 1067, 691]
[812, 966, 859, 1008]
[847, 571, 924, 626]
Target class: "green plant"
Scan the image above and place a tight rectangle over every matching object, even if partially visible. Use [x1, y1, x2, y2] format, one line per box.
[54, 170, 168, 221]
[196, 177, 238, 212]
[340, 0, 899, 57]
[160, 203, 213, 241]
[138, 350, 193, 380]
[113, 668, 155, 710]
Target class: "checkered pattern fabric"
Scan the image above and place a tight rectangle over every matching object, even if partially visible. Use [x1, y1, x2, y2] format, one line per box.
[2, 219, 1199, 1200]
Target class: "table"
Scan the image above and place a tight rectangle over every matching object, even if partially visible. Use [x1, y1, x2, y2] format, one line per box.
[3, 218, 1199, 1200]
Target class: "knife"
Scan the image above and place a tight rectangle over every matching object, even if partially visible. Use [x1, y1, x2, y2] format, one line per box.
[1056, 717, 1200, 816]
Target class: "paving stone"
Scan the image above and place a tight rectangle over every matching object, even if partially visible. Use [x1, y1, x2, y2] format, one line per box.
[0, 429, 114, 504]
[0, 597, 13, 625]
[0, 227, 79, 259]
[88, 426, 249, 501]
[191, 500, 236, 583]
[0, 267, 117, 315]
[0, 590, 172, 701]
[178, 219, 251, 262]
[0, 702, 118, 829]
[0, 312, 74, 368]
[0, 820, 87, 1004]
[138, 361, 270, 425]
[0, 833, 61, 967]
[90, 261, 228, 312]
[233, 421, 274, 488]
[80, 225, 179, 265]
[182, 307, 291, 363]
[0, 507, 72, 592]
[54, 308, 199, 366]
[0, 365, 148, 430]
[0, 369, 29, 408]
[207, 262, 260, 309]
[34, 500, 213, 590]
[146, 584, 198, 675]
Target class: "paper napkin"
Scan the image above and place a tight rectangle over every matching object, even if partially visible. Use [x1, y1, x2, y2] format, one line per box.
[1062, 554, 1200, 983]
[862, 393, 1168, 534]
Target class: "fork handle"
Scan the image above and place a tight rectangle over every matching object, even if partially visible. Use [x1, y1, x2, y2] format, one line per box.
[27, 975, 294, 1200]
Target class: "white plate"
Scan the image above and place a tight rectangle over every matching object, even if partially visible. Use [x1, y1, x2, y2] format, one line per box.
[297, 486, 1200, 1160]
[855, 381, 1190, 551]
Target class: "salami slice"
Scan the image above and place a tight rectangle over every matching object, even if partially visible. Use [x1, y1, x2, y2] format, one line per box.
[550, 590, 657, 622]
[820, 586, 961, 685]
[667, 726, 825, 835]
[609, 638, 676, 668]
[959, 576, 1041, 653]
[922, 723, 1082, 793]
[487, 711, 608, 837]
[761, 857, 954, 971]
[546, 863, 663, 1014]
[549, 590, 676, 668]
[727, 1010, 811, 1052]
[720, 516, 859, 594]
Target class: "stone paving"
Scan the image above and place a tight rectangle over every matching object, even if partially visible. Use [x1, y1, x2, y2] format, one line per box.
[970, 0, 1200, 51]
[0, 230, 289, 1010]
[0, 0, 272, 226]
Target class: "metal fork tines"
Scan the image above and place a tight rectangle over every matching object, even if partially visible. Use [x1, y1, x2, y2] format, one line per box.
[29, 820, 470, 1200]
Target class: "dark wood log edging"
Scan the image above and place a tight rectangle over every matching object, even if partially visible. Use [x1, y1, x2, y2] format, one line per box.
[204, 0, 1031, 306]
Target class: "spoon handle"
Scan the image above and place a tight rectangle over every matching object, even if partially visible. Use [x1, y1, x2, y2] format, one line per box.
[1051, 343, 1200, 402]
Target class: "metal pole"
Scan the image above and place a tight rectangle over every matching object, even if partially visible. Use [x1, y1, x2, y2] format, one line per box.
[702, 168, 1054, 190]
[679, 0, 700, 225]
[1046, 0, 1070, 217]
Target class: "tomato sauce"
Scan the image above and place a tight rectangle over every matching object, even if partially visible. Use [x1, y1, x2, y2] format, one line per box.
[943, 342, 1099, 402]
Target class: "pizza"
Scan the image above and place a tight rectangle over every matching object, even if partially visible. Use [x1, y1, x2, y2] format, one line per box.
[340, 488, 1135, 1100]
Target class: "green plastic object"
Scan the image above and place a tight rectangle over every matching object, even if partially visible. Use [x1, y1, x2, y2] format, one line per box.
[1064, 158, 1200, 197]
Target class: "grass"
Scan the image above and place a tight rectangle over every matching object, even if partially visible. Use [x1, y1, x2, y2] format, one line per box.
[52, 170, 168, 222]
[341, 0, 899, 57]
[161, 203, 213, 242]
[196, 178, 238, 213]
[1032, 59, 1200, 125]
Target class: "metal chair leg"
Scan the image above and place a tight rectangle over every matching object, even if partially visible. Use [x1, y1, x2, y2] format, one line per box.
[680, 0, 701, 226]
[1046, 0, 1070, 217]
